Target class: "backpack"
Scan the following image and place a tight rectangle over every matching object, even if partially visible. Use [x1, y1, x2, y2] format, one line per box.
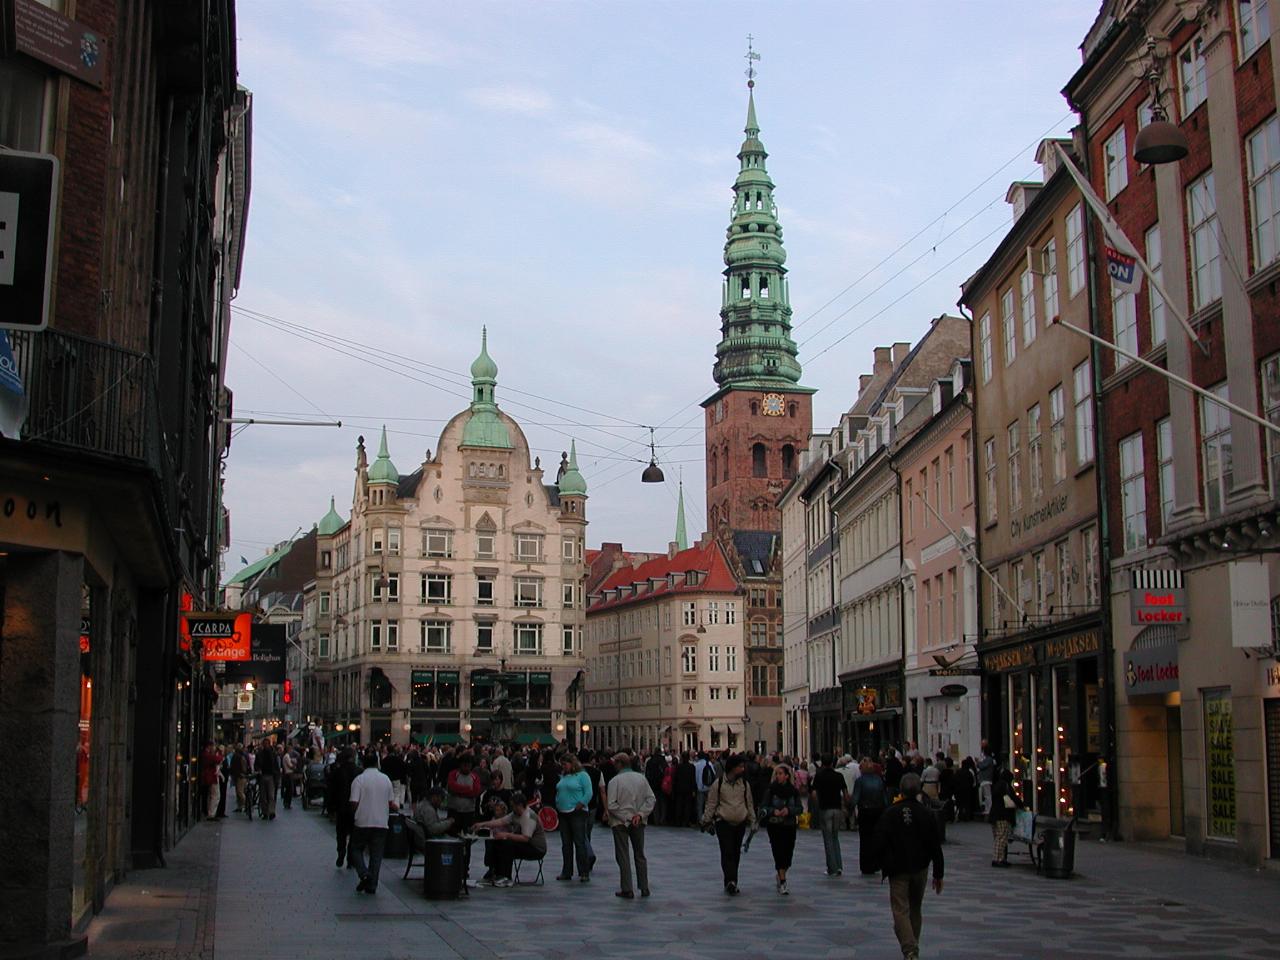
[701, 762, 716, 789]
[661, 767, 674, 796]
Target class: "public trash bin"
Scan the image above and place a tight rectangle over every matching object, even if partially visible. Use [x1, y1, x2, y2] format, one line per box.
[1038, 817, 1076, 879]
[423, 838, 465, 899]
[384, 813, 409, 859]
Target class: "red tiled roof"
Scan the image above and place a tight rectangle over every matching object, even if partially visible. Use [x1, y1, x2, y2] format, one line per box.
[588, 540, 740, 611]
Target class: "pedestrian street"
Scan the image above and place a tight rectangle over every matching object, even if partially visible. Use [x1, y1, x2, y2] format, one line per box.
[187, 804, 1280, 960]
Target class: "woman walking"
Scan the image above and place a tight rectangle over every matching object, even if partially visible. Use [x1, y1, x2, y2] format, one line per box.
[852, 758, 889, 875]
[988, 767, 1021, 867]
[760, 764, 802, 895]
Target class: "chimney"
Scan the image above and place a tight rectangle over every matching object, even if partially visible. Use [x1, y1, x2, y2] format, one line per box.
[892, 341, 911, 366]
[873, 346, 892, 374]
[668, 541, 678, 560]
[859, 373, 873, 394]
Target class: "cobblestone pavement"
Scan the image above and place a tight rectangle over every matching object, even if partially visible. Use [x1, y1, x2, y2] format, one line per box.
[198, 802, 1280, 960]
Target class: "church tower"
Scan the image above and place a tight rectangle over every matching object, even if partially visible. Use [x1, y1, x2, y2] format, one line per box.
[703, 64, 814, 533]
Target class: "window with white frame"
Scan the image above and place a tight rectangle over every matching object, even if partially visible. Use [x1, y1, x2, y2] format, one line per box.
[1265, 355, 1280, 496]
[370, 621, 383, 650]
[727, 686, 739, 701]
[1066, 204, 1086, 296]
[371, 528, 384, 554]
[514, 577, 543, 607]
[1120, 432, 1147, 553]
[1007, 421, 1022, 511]
[1055, 540, 1071, 608]
[476, 622, 494, 651]
[563, 583, 576, 609]
[923, 579, 932, 643]
[1042, 239, 1059, 322]
[1020, 268, 1037, 345]
[707, 601, 720, 625]
[320, 591, 331, 615]
[1239, 0, 1271, 60]
[318, 634, 330, 659]
[1001, 289, 1017, 366]
[424, 528, 452, 558]
[515, 622, 543, 655]
[1028, 404, 1044, 500]
[387, 527, 401, 556]
[1049, 385, 1067, 484]
[1073, 360, 1095, 465]
[683, 687, 698, 702]
[421, 573, 452, 605]
[476, 531, 496, 559]
[726, 645, 738, 671]
[1201, 382, 1233, 518]
[1104, 125, 1129, 200]
[725, 601, 737, 625]
[420, 619, 449, 653]
[1145, 224, 1166, 346]
[1034, 551, 1047, 614]
[386, 620, 399, 650]
[965, 431, 974, 500]
[708, 644, 720, 671]
[1188, 170, 1221, 309]
[373, 572, 399, 601]
[515, 534, 544, 562]
[709, 686, 722, 701]
[1082, 526, 1099, 606]
[681, 644, 696, 673]
[1247, 115, 1280, 269]
[984, 437, 998, 524]
[1011, 559, 1027, 613]
[979, 313, 993, 384]
[1112, 281, 1138, 367]
[682, 601, 696, 626]
[1157, 417, 1175, 530]
[1179, 37, 1207, 115]
[750, 620, 767, 646]
[946, 446, 955, 511]
[562, 625, 575, 655]
[477, 576, 495, 606]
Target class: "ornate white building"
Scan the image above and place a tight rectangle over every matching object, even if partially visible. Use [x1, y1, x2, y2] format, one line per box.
[301, 332, 588, 746]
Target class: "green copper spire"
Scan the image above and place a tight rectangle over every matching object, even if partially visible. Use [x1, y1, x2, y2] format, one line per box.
[558, 439, 588, 497]
[674, 481, 689, 550]
[462, 328, 513, 449]
[367, 426, 399, 484]
[709, 71, 811, 396]
[317, 496, 344, 535]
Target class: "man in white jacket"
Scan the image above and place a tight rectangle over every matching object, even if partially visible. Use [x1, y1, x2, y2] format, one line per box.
[606, 753, 656, 899]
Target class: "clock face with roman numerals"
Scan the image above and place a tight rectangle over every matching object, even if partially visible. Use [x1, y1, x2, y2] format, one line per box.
[762, 393, 785, 416]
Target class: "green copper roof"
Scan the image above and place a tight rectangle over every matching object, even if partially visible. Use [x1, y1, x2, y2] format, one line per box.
[709, 85, 808, 394]
[226, 545, 288, 587]
[461, 329, 513, 449]
[558, 440, 588, 497]
[367, 426, 400, 484]
[317, 496, 344, 535]
[674, 482, 689, 550]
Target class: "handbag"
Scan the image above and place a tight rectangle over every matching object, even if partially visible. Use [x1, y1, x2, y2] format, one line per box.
[1002, 794, 1016, 810]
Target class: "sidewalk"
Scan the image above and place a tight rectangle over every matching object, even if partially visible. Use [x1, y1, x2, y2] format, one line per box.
[84, 805, 1280, 960]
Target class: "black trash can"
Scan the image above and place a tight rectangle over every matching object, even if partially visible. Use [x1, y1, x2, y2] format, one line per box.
[384, 814, 409, 859]
[423, 838, 465, 899]
[1038, 818, 1076, 879]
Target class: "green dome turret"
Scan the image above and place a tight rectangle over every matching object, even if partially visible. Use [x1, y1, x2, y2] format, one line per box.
[462, 328, 513, 449]
[367, 426, 400, 485]
[317, 496, 344, 535]
[558, 440, 588, 497]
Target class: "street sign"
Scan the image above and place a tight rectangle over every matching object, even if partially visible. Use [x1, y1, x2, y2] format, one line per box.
[0, 150, 58, 332]
[928, 666, 981, 676]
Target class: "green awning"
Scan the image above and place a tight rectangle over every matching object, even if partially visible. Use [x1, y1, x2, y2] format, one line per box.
[528, 673, 551, 686]
[412, 733, 463, 745]
[436, 671, 459, 683]
[515, 732, 552, 744]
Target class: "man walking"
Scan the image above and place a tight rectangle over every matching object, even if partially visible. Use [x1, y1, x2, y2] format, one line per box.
[673, 752, 697, 827]
[871, 773, 944, 960]
[812, 754, 849, 875]
[279, 744, 296, 810]
[255, 740, 279, 819]
[606, 751, 656, 899]
[333, 747, 360, 867]
[229, 743, 249, 812]
[976, 740, 995, 815]
[699, 754, 756, 895]
[644, 751, 667, 825]
[349, 750, 398, 894]
[693, 752, 714, 823]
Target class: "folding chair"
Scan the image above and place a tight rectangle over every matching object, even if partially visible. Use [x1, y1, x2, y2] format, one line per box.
[403, 819, 427, 879]
[513, 855, 545, 886]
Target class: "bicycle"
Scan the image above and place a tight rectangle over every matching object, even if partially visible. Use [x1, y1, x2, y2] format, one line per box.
[243, 775, 260, 821]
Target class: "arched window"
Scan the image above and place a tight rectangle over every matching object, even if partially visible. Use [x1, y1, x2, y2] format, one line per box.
[741, 277, 752, 300]
[722, 445, 730, 482]
[760, 275, 770, 299]
[750, 400, 760, 416]
[782, 444, 796, 478]
[752, 443, 767, 477]
[788, 402, 798, 419]
[709, 449, 718, 485]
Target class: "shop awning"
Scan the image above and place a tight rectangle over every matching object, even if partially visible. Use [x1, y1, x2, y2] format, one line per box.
[515, 726, 552, 744]
[412, 733, 463, 745]
[528, 672, 551, 685]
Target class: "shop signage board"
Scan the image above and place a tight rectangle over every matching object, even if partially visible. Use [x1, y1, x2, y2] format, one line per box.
[929, 666, 981, 676]
[938, 683, 968, 697]
[1205, 688, 1237, 839]
[234, 691, 252, 712]
[981, 630, 1101, 674]
[186, 611, 252, 659]
[0, 149, 58, 332]
[13, 0, 106, 88]
[1129, 568, 1187, 626]
[1123, 644, 1180, 697]
[221, 622, 286, 684]
[1228, 561, 1271, 648]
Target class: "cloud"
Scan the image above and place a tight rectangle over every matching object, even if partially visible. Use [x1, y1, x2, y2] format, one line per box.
[465, 84, 553, 115]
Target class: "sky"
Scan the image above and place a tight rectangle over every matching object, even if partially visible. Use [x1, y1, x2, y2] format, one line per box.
[223, 1, 1100, 577]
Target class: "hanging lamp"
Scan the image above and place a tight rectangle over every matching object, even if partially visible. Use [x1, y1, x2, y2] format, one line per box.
[641, 426, 665, 483]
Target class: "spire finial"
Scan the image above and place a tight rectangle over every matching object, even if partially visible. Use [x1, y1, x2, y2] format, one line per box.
[675, 477, 689, 551]
[745, 35, 759, 89]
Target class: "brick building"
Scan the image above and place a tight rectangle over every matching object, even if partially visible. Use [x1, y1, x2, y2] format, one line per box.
[0, 1, 247, 952]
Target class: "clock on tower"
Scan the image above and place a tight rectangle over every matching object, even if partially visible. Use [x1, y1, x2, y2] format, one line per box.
[762, 393, 785, 416]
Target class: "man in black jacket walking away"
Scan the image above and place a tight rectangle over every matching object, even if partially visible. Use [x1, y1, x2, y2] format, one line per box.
[871, 773, 944, 960]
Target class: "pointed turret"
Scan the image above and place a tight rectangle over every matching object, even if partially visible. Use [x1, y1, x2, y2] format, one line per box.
[674, 481, 689, 551]
[462, 328, 514, 449]
[367, 425, 399, 485]
[558, 439, 588, 497]
[317, 496, 345, 535]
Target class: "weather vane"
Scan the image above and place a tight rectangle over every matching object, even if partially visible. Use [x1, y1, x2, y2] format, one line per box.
[745, 34, 760, 89]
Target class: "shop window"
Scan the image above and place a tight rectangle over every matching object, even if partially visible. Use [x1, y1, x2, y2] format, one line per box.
[1203, 687, 1236, 839]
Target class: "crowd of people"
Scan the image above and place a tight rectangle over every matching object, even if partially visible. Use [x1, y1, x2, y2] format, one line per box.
[201, 735, 1025, 960]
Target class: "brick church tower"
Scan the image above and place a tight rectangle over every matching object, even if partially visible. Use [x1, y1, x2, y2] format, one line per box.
[703, 78, 814, 534]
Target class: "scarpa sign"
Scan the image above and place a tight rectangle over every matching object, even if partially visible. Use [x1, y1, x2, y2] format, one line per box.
[1123, 644, 1180, 697]
[1129, 568, 1187, 626]
[186, 611, 252, 659]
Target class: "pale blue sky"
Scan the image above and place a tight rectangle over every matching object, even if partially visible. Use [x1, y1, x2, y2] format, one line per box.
[224, 1, 1099, 574]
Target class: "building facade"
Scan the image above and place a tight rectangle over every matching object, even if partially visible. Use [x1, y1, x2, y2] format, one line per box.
[893, 361, 981, 762]
[585, 538, 747, 752]
[1065, 0, 1280, 863]
[0, 2, 247, 952]
[304, 336, 588, 748]
[961, 141, 1108, 826]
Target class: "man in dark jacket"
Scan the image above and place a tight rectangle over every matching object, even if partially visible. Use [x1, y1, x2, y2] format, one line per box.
[672, 752, 697, 827]
[332, 748, 360, 868]
[254, 741, 280, 819]
[871, 773, 944, 960]
[644, 752, 667, 825]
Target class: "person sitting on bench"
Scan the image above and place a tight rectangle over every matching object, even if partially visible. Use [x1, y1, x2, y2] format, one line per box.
[474, 791, 546, 888]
